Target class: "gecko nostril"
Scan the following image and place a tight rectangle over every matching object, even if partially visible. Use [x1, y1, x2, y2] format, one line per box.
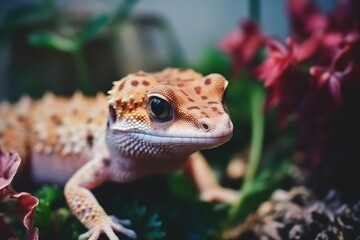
[202, 123, 209, 130]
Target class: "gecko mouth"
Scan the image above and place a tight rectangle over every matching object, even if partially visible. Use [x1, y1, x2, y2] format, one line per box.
[115, 129, 233, 147]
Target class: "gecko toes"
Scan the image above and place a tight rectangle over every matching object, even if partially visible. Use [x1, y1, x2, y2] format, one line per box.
[110, 215, 132, 226]
[77, 216, 136, 240]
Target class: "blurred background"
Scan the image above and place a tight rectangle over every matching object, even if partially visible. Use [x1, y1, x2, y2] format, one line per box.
[0, 0, 335, 101]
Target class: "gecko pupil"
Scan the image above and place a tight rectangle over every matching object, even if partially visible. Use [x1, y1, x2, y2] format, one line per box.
[149, 97, 172, 122]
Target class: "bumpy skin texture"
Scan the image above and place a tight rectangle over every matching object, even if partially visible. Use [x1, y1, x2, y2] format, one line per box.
[0, 68, 236, 240]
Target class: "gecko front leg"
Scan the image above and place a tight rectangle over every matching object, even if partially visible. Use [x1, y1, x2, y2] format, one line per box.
[64, 156, 136, 240]
[184, 152, 239, 204]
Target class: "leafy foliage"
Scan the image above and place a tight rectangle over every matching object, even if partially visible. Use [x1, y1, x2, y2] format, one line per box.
[121, 200, 166, 240]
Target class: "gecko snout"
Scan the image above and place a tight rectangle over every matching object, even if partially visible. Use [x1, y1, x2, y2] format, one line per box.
[198, 119, 213, 132]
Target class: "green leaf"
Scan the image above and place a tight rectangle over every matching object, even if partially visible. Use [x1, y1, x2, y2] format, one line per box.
[167, 171, 198, 200]
[29, 33, 77, 52]
[78, 14, 109, 44]
[122, 200, 166, 240]
[228, 159, 292, 224]
[111, 0, 139, 24]
[193, 47, 231, 78]
[34, 185, 72, 238]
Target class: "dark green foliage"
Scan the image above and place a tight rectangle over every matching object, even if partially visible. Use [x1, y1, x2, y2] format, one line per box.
[29, 14, 110, 52]
[167, 171, 198, 201]
[120, 201, 166, 240]
[34, 185, 82, 240]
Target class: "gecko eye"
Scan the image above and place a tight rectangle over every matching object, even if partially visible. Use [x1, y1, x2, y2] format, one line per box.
[148, 96, 173, 122]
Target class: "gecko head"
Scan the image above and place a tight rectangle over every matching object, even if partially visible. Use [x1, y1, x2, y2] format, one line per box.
[106, 68, 233, 159]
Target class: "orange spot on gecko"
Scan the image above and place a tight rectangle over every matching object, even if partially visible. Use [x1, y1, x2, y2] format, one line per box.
[211, 107, 224, 115]
[208, 101, 218, 105]
[118, 81, 125, 91]
[211, 107, 219, 112]
[205, 78, 212, 85]
[142, 80, 150, 86]
[201, 112, 210, 118]
[194, 86, 201, 95]
[180, 90, 188, 96]
[187, 106, 200, 110]
[131, 80, 139, 86]
[188, 98, 195, 102]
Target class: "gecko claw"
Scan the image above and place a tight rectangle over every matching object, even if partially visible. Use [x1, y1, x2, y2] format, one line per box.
[78, 216, 136, 240]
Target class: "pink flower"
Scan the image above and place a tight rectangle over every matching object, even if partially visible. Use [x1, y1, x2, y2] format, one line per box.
[219, 20, 265, 77]
[0, 148, 21, 190]
[255, 38, 310, 127]
[255, 38, 295, 88]
[287, 0, 357, 64]
[0, 148, 39, 240]
[310, 54, 353, 106]
[12, 192, 39, 240]
[287, 0, 327, 40]
[309, 34, 360, 106]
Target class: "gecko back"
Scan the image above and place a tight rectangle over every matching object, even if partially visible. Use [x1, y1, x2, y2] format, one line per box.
[0, 92, 108, 183]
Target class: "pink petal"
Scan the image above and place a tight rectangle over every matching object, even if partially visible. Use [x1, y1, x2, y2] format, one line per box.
[295, 34, 321, 62]
[310, 66, 328, 87]
[27, 227, 39, 240]
[322, 32, 343, 47]
[329, 76, 342, 105]
[11, 192, 39, 232]
[0, 149, 21, 190]
[344, 32, 360, 44]
[266, 38, 287, 56]
[218, 30, 241, 52]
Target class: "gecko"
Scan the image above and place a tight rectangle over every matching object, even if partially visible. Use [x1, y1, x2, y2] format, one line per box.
[0, 68, 237, 240]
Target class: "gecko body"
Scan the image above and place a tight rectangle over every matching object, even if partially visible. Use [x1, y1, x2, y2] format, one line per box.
[0, 68, 235, 240]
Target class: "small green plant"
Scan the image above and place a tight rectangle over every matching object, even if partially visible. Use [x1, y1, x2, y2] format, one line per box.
[28, 0, 139, 96]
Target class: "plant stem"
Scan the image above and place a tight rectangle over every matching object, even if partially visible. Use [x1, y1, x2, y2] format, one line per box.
[72, 49, 94, 95]
[245, 86, 265, 184]
[111, 0, 139, 24]
[227, 84, 265, 224]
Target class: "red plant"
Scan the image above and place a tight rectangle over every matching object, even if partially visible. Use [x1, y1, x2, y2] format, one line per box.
[219, 20, 265, 77]
[255, 38, 310, 128]
[221, 0, 360, 183]
[0, 148, 39, 240]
